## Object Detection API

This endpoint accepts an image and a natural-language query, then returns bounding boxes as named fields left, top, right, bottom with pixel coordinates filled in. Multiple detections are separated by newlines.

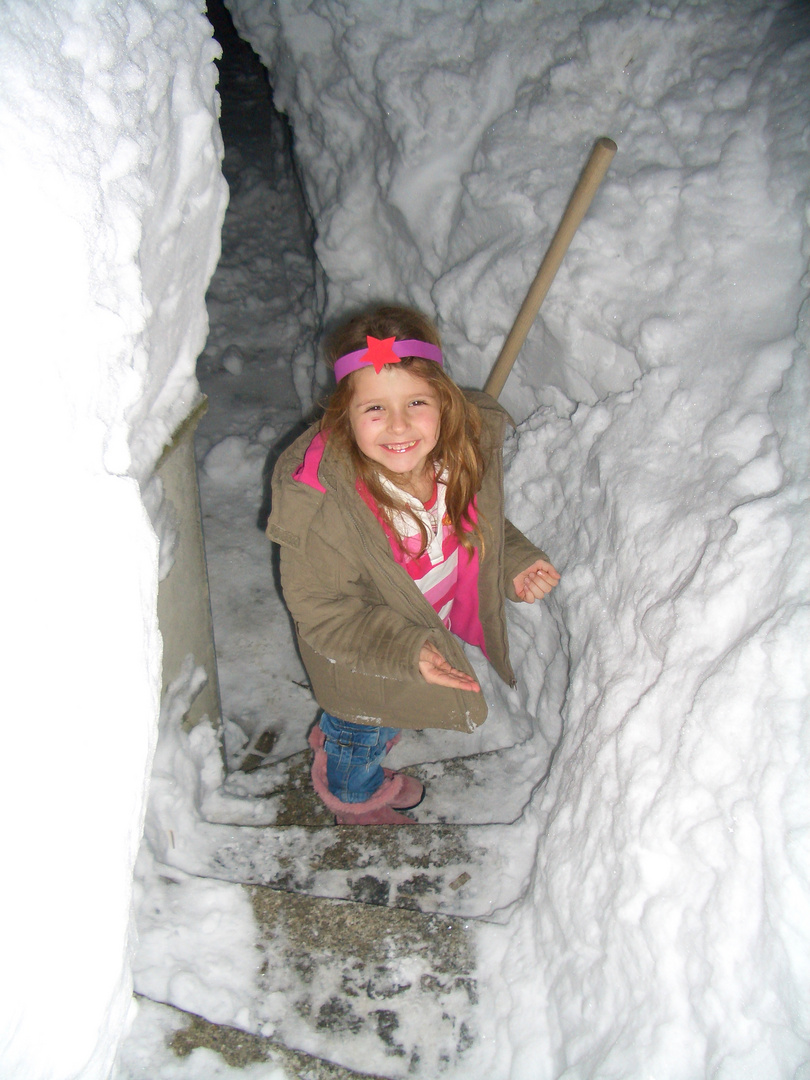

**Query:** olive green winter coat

left=266, top=391, right=547, bottom=731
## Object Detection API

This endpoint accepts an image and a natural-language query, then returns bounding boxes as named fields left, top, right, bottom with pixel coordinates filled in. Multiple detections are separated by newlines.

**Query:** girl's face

left=348, top=364, right=441, bottom=489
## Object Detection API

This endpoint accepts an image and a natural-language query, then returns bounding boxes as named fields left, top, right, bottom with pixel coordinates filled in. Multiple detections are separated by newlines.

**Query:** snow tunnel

left=1, top=1, right=808, bottom=1078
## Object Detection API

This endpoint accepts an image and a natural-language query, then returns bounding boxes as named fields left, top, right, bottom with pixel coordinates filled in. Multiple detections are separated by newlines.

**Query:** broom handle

left=484, top=136, right=617, bottom=400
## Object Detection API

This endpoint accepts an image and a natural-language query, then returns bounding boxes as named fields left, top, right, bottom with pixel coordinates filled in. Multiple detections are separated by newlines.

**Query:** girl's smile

left=348, top=364, right=441, bottom=496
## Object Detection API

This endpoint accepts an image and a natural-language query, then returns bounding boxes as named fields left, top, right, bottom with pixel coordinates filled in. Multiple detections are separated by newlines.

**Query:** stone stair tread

left=215, top=740, right=543, bottom=827
left=214, top=750, right=335, bottom=827
left=249, top=886, right=478, bottom=1075
left=166, top=818, right=532, bottom=919
left=126, top=995, right=396, bottom=1078
left=133, top=883, right=480, bottom=1079
left=221, top=824, right=499, bottom=918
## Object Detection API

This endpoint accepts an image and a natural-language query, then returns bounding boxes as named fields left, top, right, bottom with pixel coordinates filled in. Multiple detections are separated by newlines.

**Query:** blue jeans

left=319, top=713, right=400, bottom=803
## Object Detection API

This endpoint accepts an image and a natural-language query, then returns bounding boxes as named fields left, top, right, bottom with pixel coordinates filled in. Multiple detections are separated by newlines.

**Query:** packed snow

left=0, top=2, right=225, bottom=1079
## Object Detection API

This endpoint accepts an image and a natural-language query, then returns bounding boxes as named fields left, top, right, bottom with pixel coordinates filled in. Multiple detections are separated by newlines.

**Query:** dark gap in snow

left=197, top=0, right=323, bottom=456
left=193, top=0, right=324, bottom=763
left=207, top=0, right=313, bottom=251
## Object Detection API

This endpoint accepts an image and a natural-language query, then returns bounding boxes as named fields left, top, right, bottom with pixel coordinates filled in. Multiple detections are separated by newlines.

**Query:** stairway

left=122, top=734, right=546, bottom=1079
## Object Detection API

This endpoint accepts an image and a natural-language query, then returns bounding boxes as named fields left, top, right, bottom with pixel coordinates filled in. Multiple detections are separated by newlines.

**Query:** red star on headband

left=363, top=335, right=401, bottom=374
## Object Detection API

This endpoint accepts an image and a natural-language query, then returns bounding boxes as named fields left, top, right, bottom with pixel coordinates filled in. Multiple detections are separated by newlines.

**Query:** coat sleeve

left=502, top=518, right=550, bottom=602
left=278, top=524, right=433, bottom=684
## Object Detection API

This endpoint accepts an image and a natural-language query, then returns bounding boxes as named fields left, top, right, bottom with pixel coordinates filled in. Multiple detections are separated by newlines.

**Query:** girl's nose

left=388, top=409, right=408, bottom=433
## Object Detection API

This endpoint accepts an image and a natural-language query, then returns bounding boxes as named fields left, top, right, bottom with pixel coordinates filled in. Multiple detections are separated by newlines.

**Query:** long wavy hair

left=320, top=305, right=485, bottom=555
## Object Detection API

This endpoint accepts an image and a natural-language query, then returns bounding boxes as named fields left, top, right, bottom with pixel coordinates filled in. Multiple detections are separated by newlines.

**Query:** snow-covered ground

left=119, top=0, right=810, bottom=1077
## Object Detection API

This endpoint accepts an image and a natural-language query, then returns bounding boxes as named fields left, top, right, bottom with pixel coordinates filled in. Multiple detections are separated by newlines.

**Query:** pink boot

left=308, top=726, right=424, bottom=825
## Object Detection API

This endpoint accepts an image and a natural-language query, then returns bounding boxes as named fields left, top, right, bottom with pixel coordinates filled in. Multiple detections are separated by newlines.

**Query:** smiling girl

left=267, top=304, right=559, bottom=824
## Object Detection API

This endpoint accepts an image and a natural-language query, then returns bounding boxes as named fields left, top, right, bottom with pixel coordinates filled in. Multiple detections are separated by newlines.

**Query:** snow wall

left=0, top=2, right=226, bottom=1077
left=227, top=1, right=810, bottom=1077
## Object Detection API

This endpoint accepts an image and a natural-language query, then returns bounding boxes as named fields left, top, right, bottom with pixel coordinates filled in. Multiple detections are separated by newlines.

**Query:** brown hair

left=320, top=305, right=485, bottom=555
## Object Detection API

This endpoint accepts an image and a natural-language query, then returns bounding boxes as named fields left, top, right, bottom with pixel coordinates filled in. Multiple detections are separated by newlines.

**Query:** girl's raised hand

left=513, top=559, right=560, bottom=603
left=419, top=642, right=481, bottom=692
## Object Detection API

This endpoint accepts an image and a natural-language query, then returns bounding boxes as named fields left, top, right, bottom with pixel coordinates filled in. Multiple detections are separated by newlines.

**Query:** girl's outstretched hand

left=514, top=559, right=560, bottom=603
left=419, top=642, right=481, bottom=692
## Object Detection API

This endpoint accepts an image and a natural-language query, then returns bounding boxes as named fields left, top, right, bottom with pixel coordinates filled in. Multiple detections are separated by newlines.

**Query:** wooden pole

left=484, top=136, right=617, bottom=400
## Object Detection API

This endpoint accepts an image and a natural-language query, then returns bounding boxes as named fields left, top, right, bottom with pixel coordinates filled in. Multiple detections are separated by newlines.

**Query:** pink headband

left=333, top=336, right=443, bottom=382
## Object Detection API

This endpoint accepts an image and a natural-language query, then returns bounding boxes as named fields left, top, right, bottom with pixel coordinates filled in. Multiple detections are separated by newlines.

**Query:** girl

left=267, top=305, right=559, bottom=824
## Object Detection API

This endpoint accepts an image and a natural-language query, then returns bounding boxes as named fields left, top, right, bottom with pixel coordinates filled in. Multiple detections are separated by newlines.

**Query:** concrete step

left=132, top=881, right=479, bottom=1079
left=214, top=741, right=542, bottom=827
left=161, top=817, right=535, bottom=919
left=124, top=995, right=393, bottom=1078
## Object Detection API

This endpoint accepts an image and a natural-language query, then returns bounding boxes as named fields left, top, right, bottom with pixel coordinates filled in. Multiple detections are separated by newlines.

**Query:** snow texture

left=0, top=2, right=226, bottom=1078
left=0, top=0, right=806, bottom=1074
left=222, top=1, right=810, bottom=1076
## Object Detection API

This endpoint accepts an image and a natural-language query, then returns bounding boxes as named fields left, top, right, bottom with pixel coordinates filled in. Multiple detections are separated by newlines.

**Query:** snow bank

left=227, top=1, right=810, bottom=1076
left=132, top=660, right=265, bottom=1029
left=0, top=1, right=226, bottom=1077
